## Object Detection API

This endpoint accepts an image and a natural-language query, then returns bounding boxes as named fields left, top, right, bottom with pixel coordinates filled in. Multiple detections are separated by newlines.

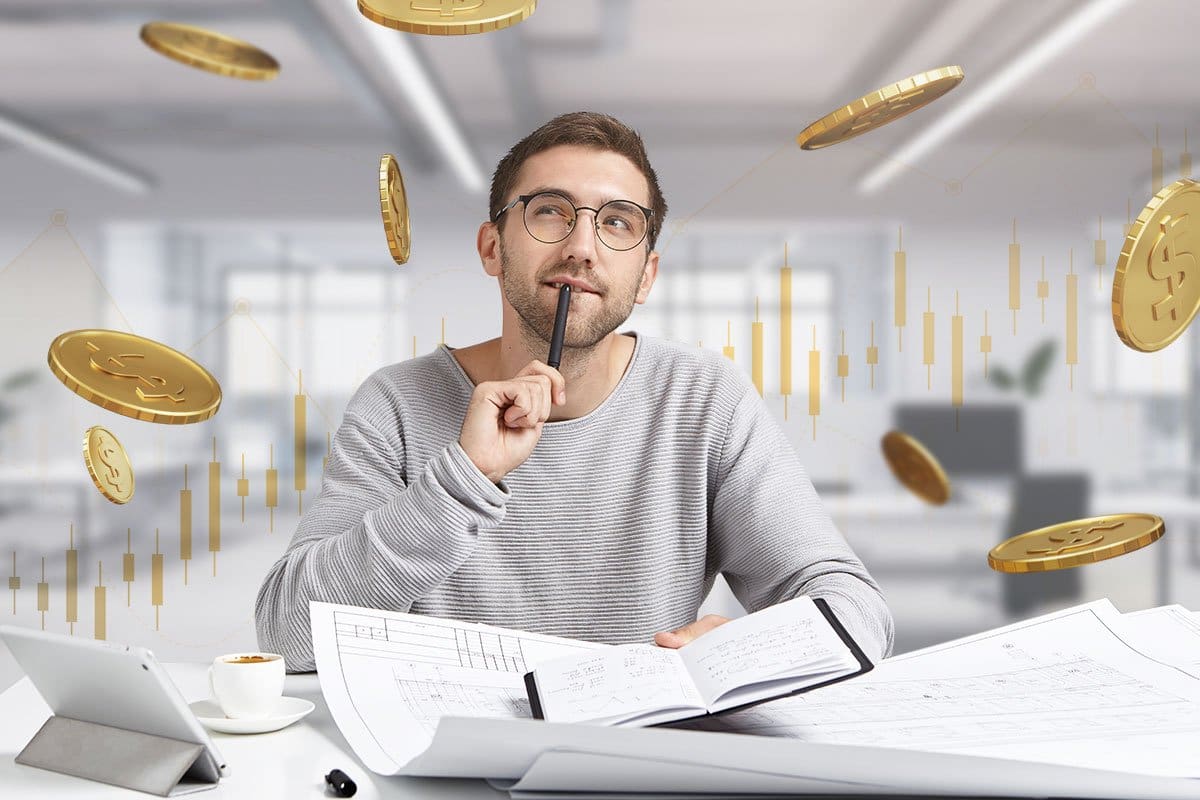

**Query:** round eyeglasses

left=493, top=191, right=654, bottom=252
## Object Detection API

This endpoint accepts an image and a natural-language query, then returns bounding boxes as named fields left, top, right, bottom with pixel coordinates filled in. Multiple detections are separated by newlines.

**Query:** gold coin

left=796, top=66, right=964, bottom=150
left=880, top=430, right=951, bottom=505
left=1112, top=178, right=1200, bottom=352
left=989, top=514, right=1164, bottom=573
left=379, top=154, right=412, bottom=265
left=140, top=21, right=280, bottom=81
left=82, top=426, right=135, bottom=505
left=358, top=0, right=537, bottom=35
left=48, top=330, right=222, bottom=425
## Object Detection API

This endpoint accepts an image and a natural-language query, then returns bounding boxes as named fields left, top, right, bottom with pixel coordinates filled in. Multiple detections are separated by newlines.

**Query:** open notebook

left=524, top=596, right=872, bottom=727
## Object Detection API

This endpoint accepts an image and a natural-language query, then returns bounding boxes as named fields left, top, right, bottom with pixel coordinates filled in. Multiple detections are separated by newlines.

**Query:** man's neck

left=461, top=332, right=634, bottom=421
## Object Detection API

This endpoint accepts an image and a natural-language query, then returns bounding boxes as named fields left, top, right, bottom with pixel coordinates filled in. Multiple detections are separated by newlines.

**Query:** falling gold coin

left=796, top=66, right=964, bottom=150
left=379, top=154, right=411, bottom=265
left=1112, top=178, right=1200, bottom=352
left=82, top=426, right=135, bottom=505
left=48, top=330, right=222, bottom=425
left=358, top=0, right=537, bottom=35
left=139, top=21, right=280, bottom=81
left=880, top=430, right=951, bottom=505
left=989, top=514, right=1164, bottom=573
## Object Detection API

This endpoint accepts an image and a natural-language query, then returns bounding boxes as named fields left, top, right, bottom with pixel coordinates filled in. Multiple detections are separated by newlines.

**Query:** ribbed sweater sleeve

left=254, top=398, right=510, bottom=671
left=708, top=385, right=895, bottom=662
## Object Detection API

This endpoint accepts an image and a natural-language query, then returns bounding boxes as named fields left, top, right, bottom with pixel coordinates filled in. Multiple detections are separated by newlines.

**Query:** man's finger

left=653, top=614, right=731, bottom=649
left=516, top=361, right=567, bottom=404
left=502, top=385, right=536, bottom=427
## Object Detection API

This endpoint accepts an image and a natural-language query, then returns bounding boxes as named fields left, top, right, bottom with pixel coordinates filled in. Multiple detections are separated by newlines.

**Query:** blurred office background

left=1, top=0, right=1198, bottom=690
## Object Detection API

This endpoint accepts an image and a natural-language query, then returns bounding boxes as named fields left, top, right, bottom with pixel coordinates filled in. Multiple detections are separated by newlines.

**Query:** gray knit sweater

left=255, top=331, right=894, bottom=672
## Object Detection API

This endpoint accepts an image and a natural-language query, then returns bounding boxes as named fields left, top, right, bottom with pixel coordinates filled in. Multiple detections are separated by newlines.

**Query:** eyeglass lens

left=523, top=193, right=647, bottom=250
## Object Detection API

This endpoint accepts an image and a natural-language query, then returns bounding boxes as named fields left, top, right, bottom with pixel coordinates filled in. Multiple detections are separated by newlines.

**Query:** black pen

left=325, top=768, right=356, bottom=797
left=547, top=283, right=570, bottom=368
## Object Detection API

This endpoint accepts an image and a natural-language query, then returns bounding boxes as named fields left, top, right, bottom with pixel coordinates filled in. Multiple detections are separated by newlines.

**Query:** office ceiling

left=0, top=0, right=1195, bottom=224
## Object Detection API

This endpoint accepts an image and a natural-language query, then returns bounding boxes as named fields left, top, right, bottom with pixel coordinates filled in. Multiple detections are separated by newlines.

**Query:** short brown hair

left=489, top=111, right=668, bottom=251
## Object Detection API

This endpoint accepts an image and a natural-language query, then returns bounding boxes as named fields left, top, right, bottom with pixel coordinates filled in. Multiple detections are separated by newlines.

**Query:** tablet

left=0, top=625, right=226, bottom=779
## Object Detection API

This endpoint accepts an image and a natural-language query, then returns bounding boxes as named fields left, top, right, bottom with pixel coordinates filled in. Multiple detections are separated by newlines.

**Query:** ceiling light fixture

left=857, top=0, right=1130, bottom=195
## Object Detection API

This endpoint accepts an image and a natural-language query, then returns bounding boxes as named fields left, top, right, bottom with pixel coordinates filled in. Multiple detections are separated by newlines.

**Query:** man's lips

left=543, top=277, right=600, bottom=294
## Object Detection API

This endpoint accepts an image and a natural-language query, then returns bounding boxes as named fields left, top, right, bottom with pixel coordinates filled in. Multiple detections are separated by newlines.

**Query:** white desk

left=825, top=489, right=1200, bottom=609
left=4, top=652, right=1198, bottom=798
left=0, top=662, right=505, bottom=799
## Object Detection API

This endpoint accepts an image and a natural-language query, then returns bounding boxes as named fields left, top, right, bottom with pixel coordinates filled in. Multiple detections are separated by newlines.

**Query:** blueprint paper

left=310, top=598, right=1200, bottom=793
left=503, top=746, right=1200, bottom=799
left=1114, top=604, right=1200, bottom=679
left=697, top=599, right=1200, bottom=777
left=310, top=600, right=600, bottom=774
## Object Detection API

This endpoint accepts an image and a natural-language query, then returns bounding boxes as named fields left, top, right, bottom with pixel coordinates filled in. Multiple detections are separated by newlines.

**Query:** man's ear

left=634, top=250, right=660, bottom=304
left=477, top=221, right=502, bottom=277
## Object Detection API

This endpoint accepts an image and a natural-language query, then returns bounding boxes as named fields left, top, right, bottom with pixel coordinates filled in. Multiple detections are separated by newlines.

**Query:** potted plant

left=987, top=340, right=1056, bottom=397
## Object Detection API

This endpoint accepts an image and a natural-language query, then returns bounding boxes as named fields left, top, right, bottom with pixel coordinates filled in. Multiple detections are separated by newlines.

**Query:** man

left=255, top=111, right=893, bottom=671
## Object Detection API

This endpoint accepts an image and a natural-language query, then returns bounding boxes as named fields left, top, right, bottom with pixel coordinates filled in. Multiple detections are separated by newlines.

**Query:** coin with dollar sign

left=379, top=154, right=411, bottom=265
left=989, top=514, right=1164, bottom=573
left=358, top=0, right=537, bottom=34
left=48, top=330, right=222, bottom=424
left=82, top=425, right=135, bottom=504
left=1113, top=178, right=1200, bottom=352
left=140, top=22, right=280, bottom=81
left=796, top=66, right=964, bottom=150
left=881, top=430, right=951, bottom=505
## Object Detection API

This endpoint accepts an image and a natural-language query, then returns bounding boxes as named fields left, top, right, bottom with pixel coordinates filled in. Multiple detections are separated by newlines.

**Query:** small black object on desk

left=325, top=768, right=357, bottom=797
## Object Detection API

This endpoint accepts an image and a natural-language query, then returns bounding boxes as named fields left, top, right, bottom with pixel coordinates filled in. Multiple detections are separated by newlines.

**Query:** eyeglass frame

left=492, top=191, right=655, bottom=252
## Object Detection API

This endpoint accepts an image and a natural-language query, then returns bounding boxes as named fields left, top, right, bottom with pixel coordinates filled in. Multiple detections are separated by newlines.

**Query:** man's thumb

left=654, top=620, right=701, bottom=647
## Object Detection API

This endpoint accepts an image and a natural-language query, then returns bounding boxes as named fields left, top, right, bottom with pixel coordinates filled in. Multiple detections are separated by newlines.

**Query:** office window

left=225, top=269, right=397, bottom=398
left=644, top=265, right=833, bottom=397
left=1090, top=297, right=1189, bottom=395
left=635, top=233, right=842, bottom=397
left=1090, top=288, right=1191, bottom=475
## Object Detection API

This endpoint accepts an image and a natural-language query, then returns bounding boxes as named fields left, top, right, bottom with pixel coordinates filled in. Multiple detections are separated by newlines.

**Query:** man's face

left=488, top=144, right=659, bottom=350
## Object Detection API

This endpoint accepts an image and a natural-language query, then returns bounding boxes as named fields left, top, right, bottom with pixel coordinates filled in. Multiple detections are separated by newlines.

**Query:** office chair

left=1000, top=472, right=1088, bottom=617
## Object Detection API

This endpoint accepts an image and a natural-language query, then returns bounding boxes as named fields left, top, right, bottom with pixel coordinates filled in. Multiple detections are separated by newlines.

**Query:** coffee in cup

left=208, top=652, right=285, bottom=719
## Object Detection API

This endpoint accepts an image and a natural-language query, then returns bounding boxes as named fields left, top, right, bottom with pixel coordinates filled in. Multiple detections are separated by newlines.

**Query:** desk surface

left=822, top=489, right=1200, bottom=519
left=0, top=662, right=505, bottom=799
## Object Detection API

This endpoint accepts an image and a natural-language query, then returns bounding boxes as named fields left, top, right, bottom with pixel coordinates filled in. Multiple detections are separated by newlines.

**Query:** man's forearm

left=254, top=444, right=509, bottom=670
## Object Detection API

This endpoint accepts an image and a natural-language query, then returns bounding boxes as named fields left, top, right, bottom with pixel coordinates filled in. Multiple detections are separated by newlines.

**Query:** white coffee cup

left=208, top=652, right=286, bottom=719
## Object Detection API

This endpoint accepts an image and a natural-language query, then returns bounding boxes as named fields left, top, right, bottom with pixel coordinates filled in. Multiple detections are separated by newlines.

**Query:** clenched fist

left=458, top=360, right=566, bottom=484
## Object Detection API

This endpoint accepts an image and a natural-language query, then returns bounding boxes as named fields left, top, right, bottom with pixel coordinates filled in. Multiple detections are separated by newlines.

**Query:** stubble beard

left=499, top=238, right=644, bottom=362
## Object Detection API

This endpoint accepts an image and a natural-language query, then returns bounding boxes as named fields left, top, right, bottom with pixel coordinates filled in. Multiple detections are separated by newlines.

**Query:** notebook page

left=533, top=644, right=706, bottom=725
left=678, top=595, right=857, bottom=707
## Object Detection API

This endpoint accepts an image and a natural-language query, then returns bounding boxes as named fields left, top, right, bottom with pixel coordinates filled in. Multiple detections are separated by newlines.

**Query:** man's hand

left=653, top=614, right=732, bottom=648
left=458, top=360, right=566, bottom=484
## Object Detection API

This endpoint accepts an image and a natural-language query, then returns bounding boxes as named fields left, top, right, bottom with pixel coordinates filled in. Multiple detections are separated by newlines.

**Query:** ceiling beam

left=858, top=0, right=1133, bottom=194
left=270, top=0, right=438, bottom=171
left=0, top=105, right=153, bottom=193
left=318, top=0, right=486, bottom=191
left=489, top=26, right=544, bottom=134
left=819, top=0, right=953, bottom=114
left=0, top=2, right=260, bottom=23
left=521, top=0, right=631, bottom=55
left=1, top=0, right=440, bottom=172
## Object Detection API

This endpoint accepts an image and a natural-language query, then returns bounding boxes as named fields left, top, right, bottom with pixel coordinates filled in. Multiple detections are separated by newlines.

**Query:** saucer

left=189, top=696, right=315, bottom=734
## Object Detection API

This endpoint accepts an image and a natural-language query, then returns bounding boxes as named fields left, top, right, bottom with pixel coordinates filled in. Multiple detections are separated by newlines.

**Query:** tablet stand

left=16, top=715, right=220, bottom=796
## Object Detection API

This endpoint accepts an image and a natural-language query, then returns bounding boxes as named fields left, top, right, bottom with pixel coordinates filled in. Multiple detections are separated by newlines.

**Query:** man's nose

left=560, top=210, right=599, bottom=265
